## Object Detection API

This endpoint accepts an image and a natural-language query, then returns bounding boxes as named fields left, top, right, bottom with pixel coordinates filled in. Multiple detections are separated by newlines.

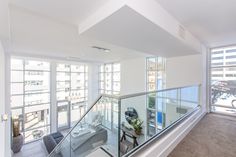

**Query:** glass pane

left=11, top=108, right=23, bottom=117
left=113, top=72, right=120, bottom=82
left=105, top=73, right=112, bottom=90
left=25, top=71, right=50, bottom=93
left=71, top=65, right=85, bottom=72
left=25, top=60, right=50, bottom=71
left=147, top=58, right=156, bottom=70
left=57, top=91, right=70, bottom=101
left=57, top=64, right=70, bottom=72
left=51, top=96, right=119, bottom=157
left=211, top=80, right=236, bottom=107
left=148, top=71, right=156, bottom=83
left=25, top=93, right=50, bottom=106
left=120, top=86, right=199, bottom=156
left=71, top=73, right=85, bottom=90
left=71, top=102, right=86, bottom=126
left=105, top=64, right=112, bottom=72
left=99, top=73, right=104, bottom=81
left=24, top=127, right=50, bottom=143
left=11, top=59, right=23, bottom=70
left=11, top=83, right=23, bottom=95
left=113, top=82, right=120, bottom=92
left=157, top=57, right=165, bottom=70
left=100, top=65, right=104, bottom=72
left=211, top=66, right=236, bottom=108
left=57, top=101, right=69, bottom=128
left=11, top=109, right=23, bottom=131
left=57, top=72, right=70, bottom=81
left=99, top=89, right=104, bottom=94
left=181, top=86, right=198, bottom=103
left=147, top=57, right=166, bottom=92
left=70, top=90, right=85, bottom=100
left=100, top=81, right=104, bottom=89
left=24, top=108, right=50, bottom=130
left=113, top=63, right=120, bottom=72
left=11, top=95, right=23, bottom=108
left=211, top=106, right=236, bottom=114
left=210, top=47, right=236, bottom=114
left=85, top=81, right=88, bottom=88
left=11, top=71, right=23, bottom=82
left=148, top=83, right=156, bottom=91
left=57, top=81, right=70, bottom=91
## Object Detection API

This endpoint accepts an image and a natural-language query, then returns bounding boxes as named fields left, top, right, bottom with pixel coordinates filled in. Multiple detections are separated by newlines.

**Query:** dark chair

left=43, top=132, right=64, bottom=154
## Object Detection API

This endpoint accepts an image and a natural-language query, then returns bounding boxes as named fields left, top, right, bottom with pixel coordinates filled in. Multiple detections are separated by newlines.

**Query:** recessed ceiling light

left=104, top=49, right=111, bottom=53
left=92, top=46, right=111, bottom=52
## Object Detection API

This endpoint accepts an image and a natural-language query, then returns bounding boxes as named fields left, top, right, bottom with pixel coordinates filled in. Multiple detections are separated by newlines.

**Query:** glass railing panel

left=119, top=94, right=148, bottom=156
left=49, top=96, right=119, bottom=157
left=179, top=86, right=199, bottom=117
left=49, top=85, right=200, bottom=157
left=119, top=85, right=200, bottom=156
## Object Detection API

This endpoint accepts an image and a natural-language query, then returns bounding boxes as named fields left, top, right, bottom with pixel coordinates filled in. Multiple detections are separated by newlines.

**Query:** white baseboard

left=134, top=109, right=206, bottom=157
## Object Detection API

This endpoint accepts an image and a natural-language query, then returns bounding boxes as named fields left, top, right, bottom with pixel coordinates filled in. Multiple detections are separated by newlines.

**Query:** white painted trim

left=4, top=49, right=11, bottom=157
left=134, top=109, right=206, bottom=157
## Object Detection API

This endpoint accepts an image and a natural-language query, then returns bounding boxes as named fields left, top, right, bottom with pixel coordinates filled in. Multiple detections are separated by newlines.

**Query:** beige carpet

left=168, top=113, right=236, bottom=157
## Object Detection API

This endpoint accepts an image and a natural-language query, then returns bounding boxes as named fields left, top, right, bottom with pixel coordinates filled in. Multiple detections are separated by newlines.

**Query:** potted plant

left=11, top=116, right=23, bottom=153
left=148, top=95, right=155, bottom=109
left=131, top=118, right=143, bottom=135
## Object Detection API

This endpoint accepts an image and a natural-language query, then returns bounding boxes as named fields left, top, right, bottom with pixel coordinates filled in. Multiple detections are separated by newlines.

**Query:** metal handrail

left=101, top=84, right=201, bottom=100
left=119, top=84, right=201, bottom=100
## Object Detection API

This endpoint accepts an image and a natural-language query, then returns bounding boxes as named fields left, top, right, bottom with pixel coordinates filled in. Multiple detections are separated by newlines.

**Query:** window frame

left=10, top=57, right=51, bottom=143
left=210, top=46, right=236, bottom=114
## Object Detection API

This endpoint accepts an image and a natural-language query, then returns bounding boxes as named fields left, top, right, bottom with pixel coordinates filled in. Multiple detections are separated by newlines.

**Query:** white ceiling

left=81, top=6, right=198, bottom=58
left=10, top=0, right=236, bottom=48
left=8, top=5, right=148, bottom=63
left=156, top=0, right=236, bottom=48
left=10, top=0, right=110, bottom=25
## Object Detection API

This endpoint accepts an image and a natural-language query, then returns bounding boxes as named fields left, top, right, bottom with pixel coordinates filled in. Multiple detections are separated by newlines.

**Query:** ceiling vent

left=91, top=46, right=111, bottom=53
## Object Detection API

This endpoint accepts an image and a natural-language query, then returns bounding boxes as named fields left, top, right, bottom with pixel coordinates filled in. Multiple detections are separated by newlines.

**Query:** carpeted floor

left=168, top=113, right=236, bottom=157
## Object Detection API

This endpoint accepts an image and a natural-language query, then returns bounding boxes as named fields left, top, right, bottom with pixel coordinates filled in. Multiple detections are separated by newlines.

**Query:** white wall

left=9, top=5, right=80, bottom=56
left=0, top=41, right=6, bottom=157
left=88, top=63, right=100, bottom=106
left=0, top=0, right=10, bottom=40
left=120, top=54, right=203, bottom=94
left=120, top=57, right=146, bottom=95
left=166, top=54, right=203, bottom=88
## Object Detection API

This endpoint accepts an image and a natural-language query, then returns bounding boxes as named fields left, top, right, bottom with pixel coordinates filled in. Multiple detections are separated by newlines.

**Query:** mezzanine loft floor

left=169, top=113, right=236, bottom=157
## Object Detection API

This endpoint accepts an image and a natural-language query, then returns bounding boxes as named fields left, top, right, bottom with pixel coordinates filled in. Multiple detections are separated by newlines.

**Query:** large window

left=210, top=47, right=236, bottom=114
left=99, top=63, right=120, bottom=95
left=98, top=63, right=120, bottom=129
left=10, top=57, right=89, bottom=143
left=146, top=57, right=166, bottom=136
left=11, top=58, right=50, bottom=143
left=56, top=63, right=88, bottom=129
left=146, top=57, right=166, bottom=91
